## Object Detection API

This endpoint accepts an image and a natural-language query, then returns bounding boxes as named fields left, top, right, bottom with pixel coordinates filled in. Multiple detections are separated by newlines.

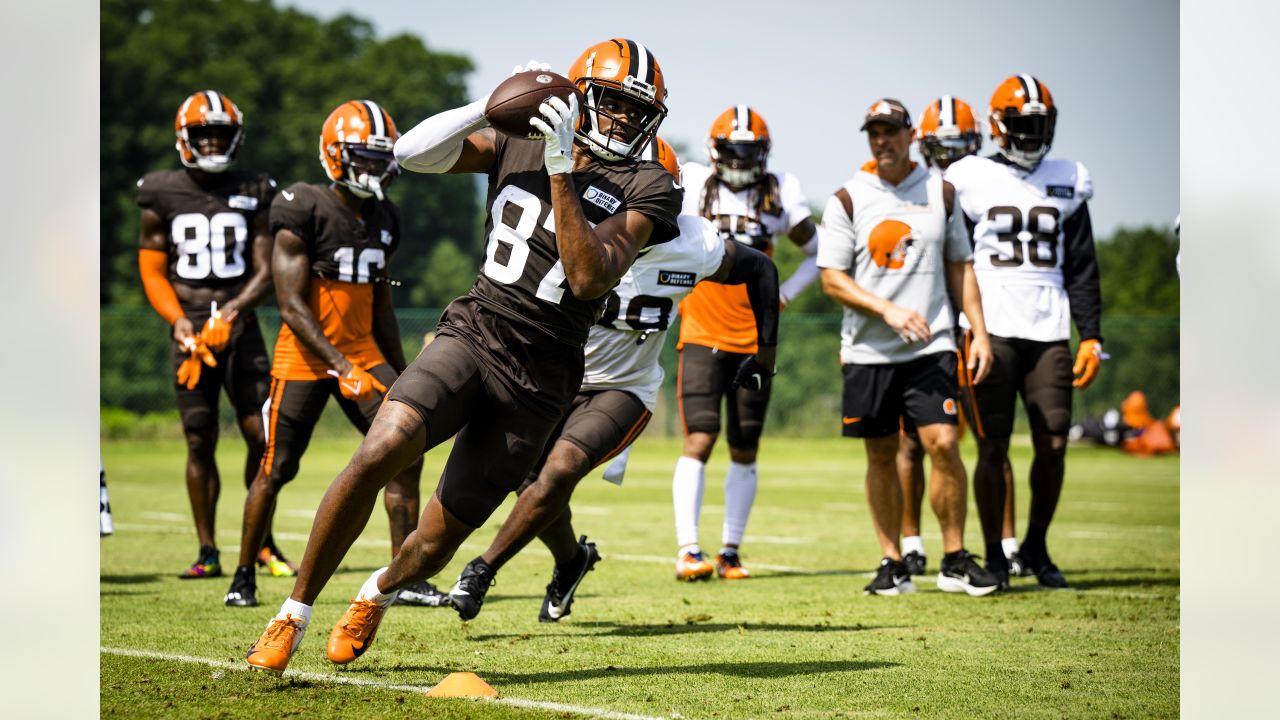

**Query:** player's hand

left=329, top=365, right=388, bottom=402
left=967, top=332, right=994, bottom=385
left=529, top=94, right=578, bottom=176
left=172, top=317, right=196, bottom=346
left=732, top=354, right=775, bottom=392
left=202, top=303, right=237, bottom=352
left=883, top=304, right=932, bottom=344
left=511, top=59, right=551, bottom=76
left=1073, top=339, right=1104, bottom=390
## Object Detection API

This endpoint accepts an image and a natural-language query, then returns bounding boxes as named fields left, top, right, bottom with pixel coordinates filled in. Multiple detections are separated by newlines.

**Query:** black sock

left=985, top=542, right=1009, bottom=572
left=1022, top=525, right=1048, bottom=557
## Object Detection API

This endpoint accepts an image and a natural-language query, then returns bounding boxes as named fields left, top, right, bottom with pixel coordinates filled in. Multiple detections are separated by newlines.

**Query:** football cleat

left=1007, top=551, right=1035, bottom=578
left=179, top=545, right=222, bottom=579
left=864, top=558, right=916, bottom=596
left=675, top=549, right=715, bottom=581
left=257, top=543, right=298, bottom=578
left=224, top=565, right=259, bottom=607
left=902, top=550, right=927, bottom=577
left=245, top=614, right=307, bottom=675
left=1019, top=543, right=1070, bottom=589
left=396, top=580, right=451, bottom=607
left=937, top=550, right=1001, bottom=597
left=448, top=558, right=497, bottom=621
left=715, top=549, right=751, bottom=580
left=540, top=536, right=602, bottom=623
left=327, top=598, right=390, bottom=665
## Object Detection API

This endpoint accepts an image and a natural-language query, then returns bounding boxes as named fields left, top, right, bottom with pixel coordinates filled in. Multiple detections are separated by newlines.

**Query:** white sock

left=902, top=535, right=925, bottom=556
left=678, top=543, right=703, bottom=558
left=672, top=456, right=707, bottom=548
left=1002, top=537, right=1020, bottom=558
left=277, top=598, right=312, bottom=625
left=358, top=567, right=399, bottom=606
left=721, top=461, right=758, bottom=547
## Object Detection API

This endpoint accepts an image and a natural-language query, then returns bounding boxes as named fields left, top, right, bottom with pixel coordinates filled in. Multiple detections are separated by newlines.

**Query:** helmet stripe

left=634, top=41, right=652, bottom=84
left=1018, top=74, right=1039, bottom=104
left=941, top=95, right=955, bottom=127
left=204, top=90, right=223, bottom=115
left=362, top=100, right=385, bottom=137
left=624, top=39, right=639, bottom=81
left=736, top=104, right=749, bottom=131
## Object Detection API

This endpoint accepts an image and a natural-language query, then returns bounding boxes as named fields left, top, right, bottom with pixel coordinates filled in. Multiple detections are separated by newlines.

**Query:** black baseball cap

left=860, top=98, right=912, bottom=131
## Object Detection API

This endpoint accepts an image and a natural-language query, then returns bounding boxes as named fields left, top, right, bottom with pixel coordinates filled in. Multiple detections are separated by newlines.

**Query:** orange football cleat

left=716, top=550, right=751, bottom=580
left=327, top=598, right=389, bottom=665
left=245, top=614, right=307, bottom=675
left=675, top=549, right=715, bottom=581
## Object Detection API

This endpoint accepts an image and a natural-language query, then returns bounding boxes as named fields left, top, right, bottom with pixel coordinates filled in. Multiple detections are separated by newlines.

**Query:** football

left=484, top=70, right=583, bottom=138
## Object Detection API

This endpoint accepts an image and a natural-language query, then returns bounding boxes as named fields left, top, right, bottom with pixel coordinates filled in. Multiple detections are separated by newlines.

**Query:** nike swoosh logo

left=672, top=181, right=683, bottom=190
left=842, top=417, right=861, bottom=425
left=751, top=373, right=762, bottom=387
left=282, top=190, right=295, bottom=201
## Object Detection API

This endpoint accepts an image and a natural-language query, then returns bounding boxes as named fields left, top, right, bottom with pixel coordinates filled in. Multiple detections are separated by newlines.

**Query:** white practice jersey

left=680, top=162, right=810, bottom=249
left=946, top=155, right=1094, bottom=342
left=818, top=163, right=972, bottom=364
left=581, top=215, right=727, bottom=409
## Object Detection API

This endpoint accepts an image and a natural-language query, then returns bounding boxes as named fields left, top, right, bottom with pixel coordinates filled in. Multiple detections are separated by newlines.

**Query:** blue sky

left=284, top=0, right=1178, bottom=237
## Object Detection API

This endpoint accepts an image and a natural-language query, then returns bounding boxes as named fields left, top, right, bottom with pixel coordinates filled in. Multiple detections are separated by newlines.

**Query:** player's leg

left=100, top=458, right=114, bottom=537
left=720, top=353, right=770, bottom=579
left=1019, top=341, right=1074, bottom=588
left=672, top=344, right=722, bottom=580
left=1001, top=461, right=1027, bottom=575
left=174, top=342, right=225, bottom=578
left=227, top=377, right=329, bottom=606
left=897, top=424, right=928, bottom=575
left=963, top=334, right=1019, bottom=583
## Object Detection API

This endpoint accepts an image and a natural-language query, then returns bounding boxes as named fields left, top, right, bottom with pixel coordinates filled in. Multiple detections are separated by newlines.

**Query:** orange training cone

left=425, top=672, right=498, bottom=698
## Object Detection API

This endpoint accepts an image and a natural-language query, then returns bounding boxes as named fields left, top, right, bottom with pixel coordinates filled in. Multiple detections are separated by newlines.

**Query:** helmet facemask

left=710, top=140, right=770, bottom=189
left=994, top=106, right=1056, bottom=169
left=179, top=123, right=242, bottom=173
left=920, top=129, right=981, bottom=169
left=578, top=80, right=666, bottom=162
left=338, top=142, right=397, bottom=200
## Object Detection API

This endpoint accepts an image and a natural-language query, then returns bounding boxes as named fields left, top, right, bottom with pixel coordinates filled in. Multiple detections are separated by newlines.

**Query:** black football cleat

left=937, top=550, right=1001, bottom=597
left=540, top=536, right=601, bottom=623
left=448, top=558, right=496, bottom=621
left=902, top=550, right=927, bottom=576
left=864, top=558, right=916, bottom=596
left=224, top=565, right=259, bottom=607
left=396, top=580, right=451, bottom=607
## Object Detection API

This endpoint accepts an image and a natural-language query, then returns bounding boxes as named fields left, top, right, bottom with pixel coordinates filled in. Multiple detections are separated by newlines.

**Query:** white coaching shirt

left=818, top=163, right=972, bottom=365
left=680, top=162, right=811, bottom=247
left=581, top=215, right=727, bottom=409
left=945, top=155, right=1093, bottom=342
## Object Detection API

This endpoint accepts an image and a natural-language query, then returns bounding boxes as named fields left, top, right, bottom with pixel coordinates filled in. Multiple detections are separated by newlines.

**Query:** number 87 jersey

left=945, top=154, right=1096, bottom=343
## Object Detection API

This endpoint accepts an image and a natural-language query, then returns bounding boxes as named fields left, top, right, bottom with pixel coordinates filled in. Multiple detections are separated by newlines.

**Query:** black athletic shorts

left=386, top=296, right=585, bottom=528
left=170, top=311, right=271, bottom=431
left=841, top=351, right=959, bottom=439
left=260, top=363, right=399, bottom=486
left=677, top=343, right=770, bottom=448
left=958, top=334, right=1073, bottom=439
left=517, top=389, right=652, bottom=493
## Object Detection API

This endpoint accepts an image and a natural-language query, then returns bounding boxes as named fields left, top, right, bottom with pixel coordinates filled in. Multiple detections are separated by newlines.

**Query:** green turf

left=101, top=435, right=1178, bottom=719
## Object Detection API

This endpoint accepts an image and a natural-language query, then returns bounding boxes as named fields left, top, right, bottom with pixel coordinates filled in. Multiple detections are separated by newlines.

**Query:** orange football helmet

left=319, top=100, right=399, bottom=200
left=988, top=74, right=1057, bottom=169
left=174, top=90, right=244, bottom=173
left=707, top=105, right=771, bottom=189
left=642, top=136, right=680, bottom=179
left=917, top=96, right=982, bottom=170
left=867, top=219, right=915, bottom=269
left=568, top=38, right=668, bottom=162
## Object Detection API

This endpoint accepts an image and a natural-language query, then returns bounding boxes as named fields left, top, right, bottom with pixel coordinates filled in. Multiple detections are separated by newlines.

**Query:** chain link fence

left=101, top=306, right=1178, bottom=439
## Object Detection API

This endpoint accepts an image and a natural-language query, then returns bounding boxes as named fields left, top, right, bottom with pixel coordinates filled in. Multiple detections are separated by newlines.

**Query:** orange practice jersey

left=271, top=278, right=386, bottom=380
left=678, top=245, right=773, bottom=354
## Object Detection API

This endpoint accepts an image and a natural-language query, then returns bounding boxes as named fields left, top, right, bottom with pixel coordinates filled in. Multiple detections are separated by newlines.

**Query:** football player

left=244, top=40, right=682, bottom=674
left=136, top=90, right=286, bottom=579
left=818, top=98, right=997, bottom=597
left=443, top=138, right=779, bottom=623
left=223, top=100, right=424, bottom=608
left=100, top=458, right=113, bottom=538
left=670, top=105, right=820, bottom=581
left=946, top=75, right=1103, bottom=589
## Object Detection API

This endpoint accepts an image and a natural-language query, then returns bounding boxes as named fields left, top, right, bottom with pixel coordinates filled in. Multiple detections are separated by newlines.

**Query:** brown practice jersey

left=470, top=133, right=683, bottom=346
left=135, top=169, right=277, bottom=306
left=268, top=182, right=401, bottom=380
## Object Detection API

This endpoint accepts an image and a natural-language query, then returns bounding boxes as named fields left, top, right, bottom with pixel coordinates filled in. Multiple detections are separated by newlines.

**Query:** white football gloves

left=529, top=94, right=578, bottom=176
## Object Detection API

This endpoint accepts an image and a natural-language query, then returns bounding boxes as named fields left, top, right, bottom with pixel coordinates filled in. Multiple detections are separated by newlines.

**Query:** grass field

left=101, top=434, right=1178, bottom=719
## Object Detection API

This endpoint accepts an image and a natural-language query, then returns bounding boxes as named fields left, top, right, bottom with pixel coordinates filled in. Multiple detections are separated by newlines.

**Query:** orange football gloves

left=1072, top=339, right=1103, bottom=390
left=329, top=365, right=387, bottom=402
left=175, top=336, right=218, bottom=390
left=202, top=302, right=237, bottom=351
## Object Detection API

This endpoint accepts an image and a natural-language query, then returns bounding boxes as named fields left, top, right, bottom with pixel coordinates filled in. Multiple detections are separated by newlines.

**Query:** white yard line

left=101, top=646, right=668, bottom=720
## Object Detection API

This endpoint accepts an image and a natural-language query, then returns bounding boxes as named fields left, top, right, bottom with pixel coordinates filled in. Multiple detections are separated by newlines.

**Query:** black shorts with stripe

left=958, top=334, right=1073, bottom=439
left=517, top=390, right=651, bottom=492
left=260, top=363, right=399, bottom=487
left=841, top=352, right=960, bottom=439
left=677, top=343, right=771, bottom=449
left=170, top=312, right=270, bottom=431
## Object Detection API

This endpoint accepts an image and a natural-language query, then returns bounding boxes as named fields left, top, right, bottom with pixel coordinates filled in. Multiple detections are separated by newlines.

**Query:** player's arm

left=394, top=99, right=498, bottom=175
left=943, top=180, right=992, bottom=383
left=707, top=241, right=779, bottom=373
left=371, top=282, right=407, bottom=374
left=222, top=211, right=275, bottom=318
left=779, top=217, right=821, bottom=307
left=1063, top=201, right=1104, bottom=388
left=137, top=207, right=194, bottom=345
left=272, top=228, right=352, bottom=374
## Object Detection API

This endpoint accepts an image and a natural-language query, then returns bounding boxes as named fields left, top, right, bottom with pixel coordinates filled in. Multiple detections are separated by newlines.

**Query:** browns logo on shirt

left=268, top=182, right=400, bottom=380
left=135, top=169, right=276, bottom=299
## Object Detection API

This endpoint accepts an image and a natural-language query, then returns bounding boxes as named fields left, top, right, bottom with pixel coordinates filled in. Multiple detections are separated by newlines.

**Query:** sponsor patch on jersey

left=657, top=270, right=696, bottom=287
left=583, top=186, right=621, bottom=214
left=380, top=229, right=393, bottom=246
left=1045, top=185, right=1075, bottom=199
left=228, top=194, right=259, bottom=210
